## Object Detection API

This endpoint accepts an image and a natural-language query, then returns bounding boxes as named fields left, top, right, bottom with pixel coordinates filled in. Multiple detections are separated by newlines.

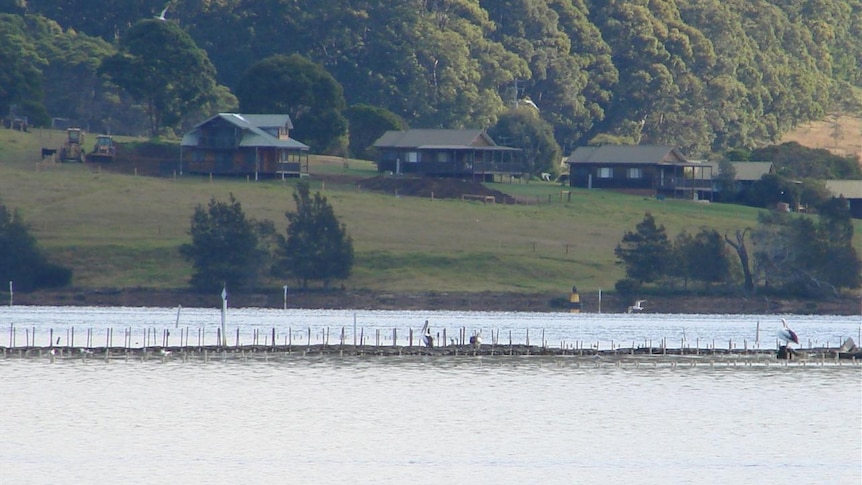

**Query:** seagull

left=627, top=300, right=646, bottom=313
left=777, top=318, right=799, bottom=345
left=155, top=6, right=168, bottom=21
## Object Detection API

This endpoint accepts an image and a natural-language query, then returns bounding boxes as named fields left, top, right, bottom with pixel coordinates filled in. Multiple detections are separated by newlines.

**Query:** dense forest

left=2, top=0, right=861, bottom=158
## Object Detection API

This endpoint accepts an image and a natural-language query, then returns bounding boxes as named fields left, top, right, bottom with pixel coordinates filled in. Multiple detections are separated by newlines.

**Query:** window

left=598, top=167, right=613, bottom=178
left=627, top=168, right=642, bottom=179
left=406, top=151, right=418, bottom=163
left=436, top=151, right=450, bottom=163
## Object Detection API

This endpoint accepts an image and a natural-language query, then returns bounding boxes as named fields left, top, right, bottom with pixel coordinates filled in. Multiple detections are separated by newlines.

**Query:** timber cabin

left=565, top=144, right=714, bottom=200
left=372, top=129, right=524, bottom=181
left=181, top=113, right=310, bottom=179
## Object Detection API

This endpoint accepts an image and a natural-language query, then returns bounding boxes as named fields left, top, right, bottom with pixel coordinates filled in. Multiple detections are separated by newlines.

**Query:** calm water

left=2, top=306, right=861, bottom=350
left=1, top=308, right=860, bottom=484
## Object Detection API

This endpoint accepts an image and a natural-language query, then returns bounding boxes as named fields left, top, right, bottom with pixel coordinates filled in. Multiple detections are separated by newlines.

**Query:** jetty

left=4, top=323, right=861, bottom=364
left=3, top=342, right=861, bottom=366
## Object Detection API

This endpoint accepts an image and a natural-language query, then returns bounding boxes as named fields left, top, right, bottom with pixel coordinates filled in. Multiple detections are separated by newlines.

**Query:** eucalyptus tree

left=344, top=104, right=407, bottom=160
left=752, top=208, right=861, bottom=295
left=25, top=0, right=155, bottom=41
left=488, top=106, right=561, bottom=175
left=481, top=0, right=617, bottom=149
left=236, top=54, right=348, bottom=154
left=0, top=14, right=49, bottom=126
left=99, top=19, right=217, bottom=137
left=673, top=228, right=732, bottom=288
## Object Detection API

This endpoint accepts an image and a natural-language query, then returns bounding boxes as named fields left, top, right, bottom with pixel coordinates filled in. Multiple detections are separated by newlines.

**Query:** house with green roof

left=372, top=129, right=524, bottom=181
left=181, top=113, right=309, bottom=179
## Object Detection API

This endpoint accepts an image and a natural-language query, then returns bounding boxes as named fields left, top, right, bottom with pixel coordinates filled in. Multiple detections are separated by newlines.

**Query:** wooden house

left=181, top=113, right=309, bottom=178
left=372, top=129, right=524, bottom=181
left=565, top=145, right=714, bottom=200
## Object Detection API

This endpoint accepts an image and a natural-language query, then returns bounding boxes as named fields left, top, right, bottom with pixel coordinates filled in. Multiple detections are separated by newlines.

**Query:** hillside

left=781, top=114, right=862, bottom=165
left=5, top=0, right=862, bottom=159
left=1, top=128, right=861, bottom=314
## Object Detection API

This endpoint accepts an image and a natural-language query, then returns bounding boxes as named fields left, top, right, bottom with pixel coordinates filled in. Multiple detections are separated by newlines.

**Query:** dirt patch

left=781, top=114, right=862, bottom=165
left=357, top=175, right=517, bottom=203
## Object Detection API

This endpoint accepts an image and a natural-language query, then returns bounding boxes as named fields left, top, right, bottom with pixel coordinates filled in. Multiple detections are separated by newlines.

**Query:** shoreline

left=9, top=288, right=862, bottom=315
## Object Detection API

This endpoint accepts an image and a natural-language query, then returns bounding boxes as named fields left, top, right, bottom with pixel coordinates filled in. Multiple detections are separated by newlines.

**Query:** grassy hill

left=1, top=128, right=859, bottom=297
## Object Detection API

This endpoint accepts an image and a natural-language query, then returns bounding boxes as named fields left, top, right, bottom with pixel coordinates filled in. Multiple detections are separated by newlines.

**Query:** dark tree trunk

left=725, top=229, right=754, bottom=293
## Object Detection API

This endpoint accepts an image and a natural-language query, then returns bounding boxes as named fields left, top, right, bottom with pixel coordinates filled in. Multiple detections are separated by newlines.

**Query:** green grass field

left=1, top=128, right=859, bottom=294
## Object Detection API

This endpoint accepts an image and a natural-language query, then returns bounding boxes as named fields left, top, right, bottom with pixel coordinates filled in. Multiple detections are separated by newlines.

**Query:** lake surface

left=1, top=307, right=860, bottom=484
left=2, top=306, right=861, bottom=350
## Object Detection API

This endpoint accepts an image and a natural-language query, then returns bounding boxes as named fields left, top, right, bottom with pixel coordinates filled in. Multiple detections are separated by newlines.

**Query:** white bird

left=777, top=318, right=799, bottom=345
left=155, top=6, right=168, bottom=21
left=421, top=320, right=433, bottom=348
left=627, top=300, right=646, bottom=313
left=520, top=98, right=539, bottom=111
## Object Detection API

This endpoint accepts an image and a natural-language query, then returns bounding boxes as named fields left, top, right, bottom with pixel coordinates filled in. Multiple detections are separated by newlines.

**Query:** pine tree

left=274, top=182, right=354, bottom=289
left=614, top=212, right=672, bottom=284
left=179, top=194, right=271, bottom=293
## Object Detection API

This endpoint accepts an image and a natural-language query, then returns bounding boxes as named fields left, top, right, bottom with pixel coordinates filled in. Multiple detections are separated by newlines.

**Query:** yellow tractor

left=59, top=128, right=85, bottom=163
left=86, top=134, right=116, bottom=163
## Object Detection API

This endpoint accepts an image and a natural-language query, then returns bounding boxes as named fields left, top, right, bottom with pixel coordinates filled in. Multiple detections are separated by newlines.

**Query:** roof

left=181, top=113, right=308, bottom=150
left=825, top=180, right=862, bottom=199
left=238, top=114, right=294, bottom=130
left=373, top=129, right=497, bottom=149
left=730, top=161, right=773, bottom=181
left=703, top=161, right=774, bottom=181
left=565, top=145, right=688, bottom=165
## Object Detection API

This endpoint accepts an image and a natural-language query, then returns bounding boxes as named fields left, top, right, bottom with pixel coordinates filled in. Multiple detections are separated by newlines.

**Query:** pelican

left=776, top=318, right=798, bottom=360
left=777, top=318, right=799, bottom=345
left=155, top=6, right=168, bottom=20
left=627, top=300, right=646, bottom=313
left=422, top=320, right=433, bottom=348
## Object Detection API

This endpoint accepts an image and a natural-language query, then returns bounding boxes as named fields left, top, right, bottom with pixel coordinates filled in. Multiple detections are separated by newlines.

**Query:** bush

left=614, top=278, right=642, bottom=298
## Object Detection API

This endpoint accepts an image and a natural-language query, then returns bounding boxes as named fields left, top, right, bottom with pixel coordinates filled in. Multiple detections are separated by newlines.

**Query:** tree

left=236, top=54, right=348, bottom=154
left=673, top=228, right=731, bottom=288
left=614, top=212, right=672, bottom=284
left=488, top=107, right=561, bottom=176
left=274, top=181, right=353, bottom=289
left=0, top=14, right=49, bottom=126
left=344, top=104, right=407, bottom=160
left=714, top=159, right=737, bottom=202
left=0, top=197, right=71, bottom=291
left=99, top=19, right=217, bottom=137
left=751, top=208, right=861, bottom=295
left=179, top=194, right=274, bottom=293
left=724, top=229, right=754, bottom=293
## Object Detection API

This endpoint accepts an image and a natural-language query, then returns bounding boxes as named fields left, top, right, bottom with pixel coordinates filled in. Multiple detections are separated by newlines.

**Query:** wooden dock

left=3, top=343, right=860, bottom=365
